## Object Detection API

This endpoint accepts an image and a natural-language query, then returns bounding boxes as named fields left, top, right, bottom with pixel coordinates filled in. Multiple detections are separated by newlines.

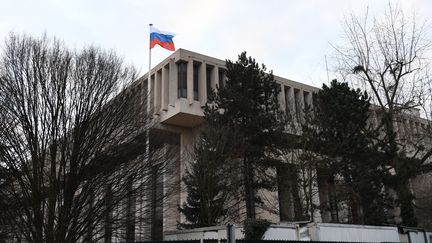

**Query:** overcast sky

left=1, top=0, right=431, bottom=88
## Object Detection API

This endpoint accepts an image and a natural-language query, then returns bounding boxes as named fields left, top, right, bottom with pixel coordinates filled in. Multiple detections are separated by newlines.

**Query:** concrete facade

left=129, top=48, right=432, bottom=240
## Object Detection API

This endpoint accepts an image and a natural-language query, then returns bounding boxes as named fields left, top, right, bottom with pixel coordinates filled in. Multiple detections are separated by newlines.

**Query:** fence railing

left=126, top=240, right=394, bottom=243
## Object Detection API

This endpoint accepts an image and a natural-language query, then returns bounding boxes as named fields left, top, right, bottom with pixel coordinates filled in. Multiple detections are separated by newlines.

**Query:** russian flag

left=150, top=26, right=175, bottom=51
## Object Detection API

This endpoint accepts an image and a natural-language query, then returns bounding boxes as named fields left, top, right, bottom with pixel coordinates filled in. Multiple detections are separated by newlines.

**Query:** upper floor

left=130, top=48, right=431, bottom=155
left=140, top=48, right=319, bottom=128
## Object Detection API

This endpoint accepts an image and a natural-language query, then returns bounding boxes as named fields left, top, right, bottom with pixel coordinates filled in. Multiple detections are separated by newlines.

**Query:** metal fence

left=126, top=240, right=394, bottom=243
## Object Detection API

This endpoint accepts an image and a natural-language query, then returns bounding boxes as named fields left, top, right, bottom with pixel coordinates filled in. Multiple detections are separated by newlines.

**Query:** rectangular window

left=177, top=61, right=187, bottom=98
left=104, top=184, right=112, bottom=243
left=218, top=68, right=225, bottom=88
left=206, top=65, right=213, bottom=96
left=285, top=86, right=292, bottom=114
left=125, top=178, right=135, bottom=242
left=294, top=88, right=300, bottom=115
left=193, top=62, right=200, bottom=101
left=303, top=91, right=311, bottom=109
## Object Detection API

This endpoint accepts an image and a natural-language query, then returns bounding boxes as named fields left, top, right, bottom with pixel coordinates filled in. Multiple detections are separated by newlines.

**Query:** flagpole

left=148, top=23, right=153, bottom=115
left=146, top=23, right=152, bottom=174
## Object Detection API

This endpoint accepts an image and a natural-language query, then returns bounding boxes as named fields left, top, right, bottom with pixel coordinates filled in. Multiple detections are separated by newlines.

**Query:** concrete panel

left=263, top=226, right=297, bottom=240
left=309, top=223, right=400, bottom=242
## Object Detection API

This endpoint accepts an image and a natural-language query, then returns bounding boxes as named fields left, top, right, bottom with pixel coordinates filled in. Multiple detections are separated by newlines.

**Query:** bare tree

left=0, top=33, right=176, bottom=243
left=275, top=97, right=321, bottom=222
left=333, top=4, right=432, bottom=225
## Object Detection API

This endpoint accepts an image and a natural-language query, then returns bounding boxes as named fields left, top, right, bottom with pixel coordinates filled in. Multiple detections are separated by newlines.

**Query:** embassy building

left=115, top=49, right=432, bottom=241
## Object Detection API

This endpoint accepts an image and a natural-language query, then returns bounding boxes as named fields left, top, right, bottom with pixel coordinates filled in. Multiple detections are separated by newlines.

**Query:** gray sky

left=1, top=0, right=431, bottom=88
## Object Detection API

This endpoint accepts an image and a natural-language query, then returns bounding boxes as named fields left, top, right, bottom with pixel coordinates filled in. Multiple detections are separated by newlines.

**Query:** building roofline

left=138, top=48, right=319, bottom=92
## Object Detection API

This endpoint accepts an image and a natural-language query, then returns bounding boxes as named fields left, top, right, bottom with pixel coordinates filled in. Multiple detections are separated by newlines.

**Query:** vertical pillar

left=169, top=59, right=177, bottom=106
left=399, top=119, right=406, bottom=138
left=406, top=119, right=412, bottom=140
left=393, top=120, right=400, bottom=138
left=286, top=87, right=295, bottom=116
left=211, top=65, right=218, bottom=91
left=277, top=164, right=295, bottom=220
left=187, top=60, right=193, bottom=105
left=278, top=84, right=286, bottom=113
left=199, top=62, right=207, bottom=106
left=161, top=65, right=169, bottom=111
left=317, top=168, right=332, bottom=223
left=305, top=91, right=313, bottom=108
left=311, top=168, right=323, bottom=223
left=161, top=142, right=181, bottom=232
left=371, top=110, right=378, bottom=129
left=222, top=69, right=227, bottom=85
left=296, top=89, right=305, bottom=124
left=227, top=224, right=236, bottom=243
left=179, top=130, right=194, bottom=224
left=414, top=122, right=420, bottom=139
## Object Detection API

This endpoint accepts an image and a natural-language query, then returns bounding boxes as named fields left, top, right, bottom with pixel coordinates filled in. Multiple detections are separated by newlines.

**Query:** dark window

left=294, top=88, right=300, bottom=115
left=206, top=65, right=213, bottom=96
left=193, top=62, right=200, bottom=101
left=303, top=91, right=310, bottom=108
left=104, top=184, right=112, bottom=243
left=284, top=86, right=291, bottom=114
left=177, top=61, right=187, bottom=98
left=218, top=68, right=225, bottom=88
left=125, top=178, right=135, bottom=242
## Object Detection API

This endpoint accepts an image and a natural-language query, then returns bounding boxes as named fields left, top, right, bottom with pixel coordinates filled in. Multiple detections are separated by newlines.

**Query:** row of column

left=278, top=85, right=313, bottom=115
left=278, top=84, right=313, bottom=134
left=148, top=59, right=225, bottom=115
left=370, top=110, right=429, bottom=144
left=149, top=60, right=174, bottom=115
left=147, top=58, right=316, bottom=120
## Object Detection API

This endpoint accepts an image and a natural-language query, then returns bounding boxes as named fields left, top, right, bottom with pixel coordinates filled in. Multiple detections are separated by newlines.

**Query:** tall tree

left=0, top=33, right=171, bottom=242
left=303, top=80, right=388, bottom=224
left=206, top=52, right=285, bottom=219
left=179, top=92, right=248, bottom=228
left=333, top=4, right=432, bottom=226
left=178, top=122, right=233, bottom=228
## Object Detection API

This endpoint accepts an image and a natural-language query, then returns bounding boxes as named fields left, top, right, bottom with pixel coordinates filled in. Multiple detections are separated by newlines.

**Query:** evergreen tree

left=178, top=120, right=234, bottom=228
left=303, top=80, right=388, bottom=224
left=206, top=52, right=285, bottom=219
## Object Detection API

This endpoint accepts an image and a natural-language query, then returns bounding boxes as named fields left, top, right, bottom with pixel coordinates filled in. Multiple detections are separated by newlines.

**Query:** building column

left=168, top=59, right=177, bottom=106
left=187, top=60, right=193, bottom=105
left=370, top=110, right=378, bottom=129
left=161, top=65, right=169, bottom=111
left=286, top=87, right=295, bottom=116
left=278, top=84, right=286, bottom=113
left=304, top=91, right=312, bottom=108
left=179, top=130, right=194, bottom=224
left=311, top=168, right=323, bottom=223
left=211, top=65, right=218, bottom=91
left=199, top=62, right=207, bottom=106
left=296, top=89, right=305, bottom=124
left=393, top=120, right=400, bottom=137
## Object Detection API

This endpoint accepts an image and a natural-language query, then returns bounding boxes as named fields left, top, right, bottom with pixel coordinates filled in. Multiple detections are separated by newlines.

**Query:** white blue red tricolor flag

left=150, top=26, right=175, bottom=51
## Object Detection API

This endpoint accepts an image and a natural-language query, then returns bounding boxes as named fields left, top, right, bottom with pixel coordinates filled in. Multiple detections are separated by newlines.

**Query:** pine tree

left=303, top=80, right=388, bottom=224
left=205, top=52, right=285, bottom=219
left=178, top=120, right=234, bottom=228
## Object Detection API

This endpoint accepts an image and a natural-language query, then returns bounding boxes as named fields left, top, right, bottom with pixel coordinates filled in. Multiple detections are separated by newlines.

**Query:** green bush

left=242, top=218, right=270, bottom=240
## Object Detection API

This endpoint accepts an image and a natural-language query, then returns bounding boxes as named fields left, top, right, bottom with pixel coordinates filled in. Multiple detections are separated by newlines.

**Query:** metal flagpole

left=146, top=23, right=153, bottom=161
left=148, top=23, right=153, bottom=115
left=143, top=23, right=153, bottom=239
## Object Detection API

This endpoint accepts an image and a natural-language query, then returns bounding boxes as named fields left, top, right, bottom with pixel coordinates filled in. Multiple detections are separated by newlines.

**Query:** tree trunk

left=244, top=157, right=256, bottom=219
